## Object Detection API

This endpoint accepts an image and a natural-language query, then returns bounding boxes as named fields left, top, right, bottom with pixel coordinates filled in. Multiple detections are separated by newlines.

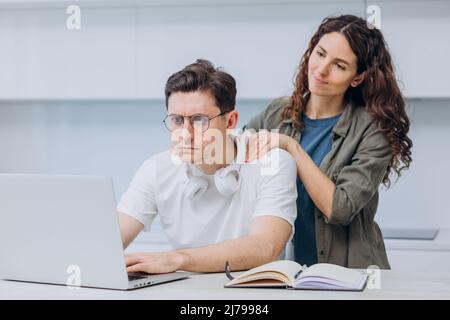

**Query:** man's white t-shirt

left=117, top=148, right=298, bottom=249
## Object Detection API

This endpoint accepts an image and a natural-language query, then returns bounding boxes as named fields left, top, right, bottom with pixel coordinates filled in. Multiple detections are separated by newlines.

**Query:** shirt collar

left=281, top=93, right=356, bottom=138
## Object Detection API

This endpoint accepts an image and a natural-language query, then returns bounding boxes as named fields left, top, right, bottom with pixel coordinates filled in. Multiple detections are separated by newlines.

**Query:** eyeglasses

left=163, top=111, right=227, bottom=133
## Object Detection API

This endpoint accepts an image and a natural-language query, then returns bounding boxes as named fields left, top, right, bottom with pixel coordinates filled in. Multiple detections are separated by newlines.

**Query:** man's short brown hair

left=165, top=59, right=236, bottom=113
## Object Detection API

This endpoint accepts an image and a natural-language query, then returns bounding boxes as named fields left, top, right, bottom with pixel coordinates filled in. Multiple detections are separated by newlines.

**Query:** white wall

left=0, top=98, right=449, bottom=230
left=377, top=98, right=450, bottom=229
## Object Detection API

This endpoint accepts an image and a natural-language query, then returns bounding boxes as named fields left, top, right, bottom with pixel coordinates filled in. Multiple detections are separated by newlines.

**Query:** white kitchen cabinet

left=0, top=7, right=136, bottom=99
left=368, top=0, right=450, bottom=98
left=135, top=2, right=364, bottom=99
left=0, top=0, right=449, bottom=99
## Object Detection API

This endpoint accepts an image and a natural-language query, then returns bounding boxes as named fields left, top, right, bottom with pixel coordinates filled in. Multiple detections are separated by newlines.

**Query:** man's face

left=167, top=90, right=237, bottom=165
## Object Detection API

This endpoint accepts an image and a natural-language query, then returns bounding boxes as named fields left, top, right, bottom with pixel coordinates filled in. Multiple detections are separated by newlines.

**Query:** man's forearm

left=174, top=234, right=279, bottom=273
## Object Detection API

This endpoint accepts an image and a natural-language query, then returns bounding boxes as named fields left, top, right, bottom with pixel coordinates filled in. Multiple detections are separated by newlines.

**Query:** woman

left=244, top=15, right=412, bottom=269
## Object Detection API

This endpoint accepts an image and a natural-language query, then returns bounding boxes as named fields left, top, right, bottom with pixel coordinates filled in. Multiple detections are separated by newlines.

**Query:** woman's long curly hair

left=282, top=15, right=412, bottom=187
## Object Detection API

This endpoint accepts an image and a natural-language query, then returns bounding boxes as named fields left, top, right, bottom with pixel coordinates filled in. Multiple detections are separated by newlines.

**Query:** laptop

left=0, top=173, right=189, bottom=290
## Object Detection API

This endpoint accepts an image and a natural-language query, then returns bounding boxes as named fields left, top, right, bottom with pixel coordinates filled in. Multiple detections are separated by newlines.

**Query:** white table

left=1, top=270, right=450, bottom=300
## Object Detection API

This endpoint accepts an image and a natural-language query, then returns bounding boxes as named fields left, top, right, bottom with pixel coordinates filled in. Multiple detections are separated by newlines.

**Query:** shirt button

left=319, top=250, right=324, bottom=256
left=317, top=214, right=321, bottom=219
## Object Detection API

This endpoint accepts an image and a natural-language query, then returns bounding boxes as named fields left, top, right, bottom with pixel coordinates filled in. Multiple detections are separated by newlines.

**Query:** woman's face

left=308, top=32, right=363, bottom=97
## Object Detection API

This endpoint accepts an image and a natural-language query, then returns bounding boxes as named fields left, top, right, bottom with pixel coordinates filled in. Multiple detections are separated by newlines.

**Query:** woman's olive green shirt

left=244, top=97, right=391, bottom=269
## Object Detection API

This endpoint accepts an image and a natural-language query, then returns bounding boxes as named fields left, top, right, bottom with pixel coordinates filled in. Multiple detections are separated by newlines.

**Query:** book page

left=295, top=263, right=365, bottom=287
left=227, top=260, right=302, bottom=286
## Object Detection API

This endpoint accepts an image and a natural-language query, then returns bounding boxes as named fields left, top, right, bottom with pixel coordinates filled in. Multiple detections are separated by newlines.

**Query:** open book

left=225, top=260, right=368, bottom=291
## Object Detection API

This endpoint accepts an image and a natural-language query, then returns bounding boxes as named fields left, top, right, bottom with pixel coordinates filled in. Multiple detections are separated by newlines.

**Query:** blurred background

left=0, top=0, right=449, bottom=271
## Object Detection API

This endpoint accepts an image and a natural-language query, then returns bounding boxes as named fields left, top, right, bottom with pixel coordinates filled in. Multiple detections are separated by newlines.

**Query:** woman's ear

left=350, top=71, right=366, bottom=88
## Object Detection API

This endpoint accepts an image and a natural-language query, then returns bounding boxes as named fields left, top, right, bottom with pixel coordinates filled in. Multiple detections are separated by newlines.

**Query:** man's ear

left=227, top=110, right=239, bottom=129
left=350, top=71, right=366, bottom=88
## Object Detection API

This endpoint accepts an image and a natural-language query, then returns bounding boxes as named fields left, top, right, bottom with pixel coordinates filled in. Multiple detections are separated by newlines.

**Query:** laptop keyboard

left=128, top=273, right=149, bottom=281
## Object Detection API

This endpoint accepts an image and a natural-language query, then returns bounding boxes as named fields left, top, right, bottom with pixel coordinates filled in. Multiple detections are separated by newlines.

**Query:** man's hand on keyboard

left=125, top=251, right=188, bottom=274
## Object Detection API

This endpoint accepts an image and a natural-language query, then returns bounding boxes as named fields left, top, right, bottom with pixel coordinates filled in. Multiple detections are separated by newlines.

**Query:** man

left=118, top=59, right=297, bottom=274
